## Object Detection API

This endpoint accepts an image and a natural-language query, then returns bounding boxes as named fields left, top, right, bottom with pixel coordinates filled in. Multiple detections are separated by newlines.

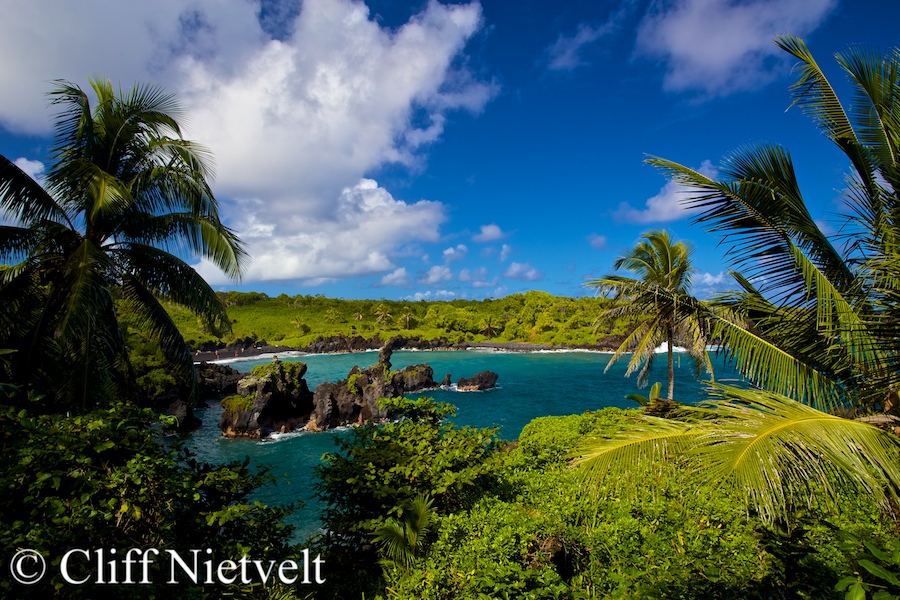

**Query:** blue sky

left=2, top=0, right=898, bottom=301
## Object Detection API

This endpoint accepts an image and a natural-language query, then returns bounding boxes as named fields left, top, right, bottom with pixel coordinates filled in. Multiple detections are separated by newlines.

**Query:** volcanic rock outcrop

left=457, top=370, right=499, bottom=391
left=219, top=358, right=314, bottom=438
left=307, top=337, right=437, bottom=431
left=196, top=362, right=243, bottom=398
left=218, top=337, right=442, bottom=437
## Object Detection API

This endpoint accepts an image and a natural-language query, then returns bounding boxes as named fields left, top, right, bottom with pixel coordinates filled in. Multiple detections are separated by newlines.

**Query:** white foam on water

left=653, top=342, right=688, bottom=354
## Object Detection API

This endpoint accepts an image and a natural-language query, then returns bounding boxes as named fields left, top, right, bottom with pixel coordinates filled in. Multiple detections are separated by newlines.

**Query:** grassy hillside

left=164, top=290, right=626, bottom=349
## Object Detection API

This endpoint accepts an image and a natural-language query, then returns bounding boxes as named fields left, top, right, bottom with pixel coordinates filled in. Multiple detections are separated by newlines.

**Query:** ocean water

left=185, top=349, right=741, bottom=538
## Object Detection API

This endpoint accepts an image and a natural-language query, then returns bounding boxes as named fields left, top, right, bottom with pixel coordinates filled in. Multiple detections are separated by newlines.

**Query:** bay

left=185, top=349, right=741, bottom=539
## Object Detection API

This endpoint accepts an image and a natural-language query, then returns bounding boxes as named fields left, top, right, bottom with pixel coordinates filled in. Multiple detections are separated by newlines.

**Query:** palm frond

left=374, top=520, right=411, bottom=569
left=119, top=273, right=197, bottom=398
left=647, top=148, right=852, bottom=305
left=113, top=242, right=231, bottom=333
left=708, top=302, right=845, bottom=409
left=789, top=243, right=881, bottom=369
left=837, top=45, right=900, bottom=173
left=775, top=35, right=881, bottom=199
left=574, top=383, right=900, bottom=525
left=0, top=154, right=69, bottom=227
left=0, top=225, right=43, bottom=264
left=573, top=414, right=706, bottom=492
left=373, top=494, right=435, bottom=570
left=2, top=78, right=242, bottom=413
left=696, top=385, right=900, bottom=524
left=111, top=210, right=246, bottom=279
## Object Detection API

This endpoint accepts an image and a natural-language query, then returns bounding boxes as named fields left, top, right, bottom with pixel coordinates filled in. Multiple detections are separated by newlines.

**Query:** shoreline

left=192, top=338, right=648, bottom=366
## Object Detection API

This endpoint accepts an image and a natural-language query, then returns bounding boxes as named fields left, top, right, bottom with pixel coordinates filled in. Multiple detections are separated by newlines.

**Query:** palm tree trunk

left=667, top=323, right=674, bottom=400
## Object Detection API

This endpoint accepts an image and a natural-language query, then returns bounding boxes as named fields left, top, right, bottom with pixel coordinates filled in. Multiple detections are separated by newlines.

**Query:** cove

left=185, top=349, right=740, bottom=538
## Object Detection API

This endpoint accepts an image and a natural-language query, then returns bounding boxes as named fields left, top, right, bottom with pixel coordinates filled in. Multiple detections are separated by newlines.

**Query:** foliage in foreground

left=575, top=385, right=900, bottom=526
left=577, top=35, right=900, bottom=535
left=311, top=398, right=897, bottom=599
left=0, top=402, right=295, bottom=599
left=0, top=78, right=244, bottom=414
left=312, top=397, right=501, bottom=597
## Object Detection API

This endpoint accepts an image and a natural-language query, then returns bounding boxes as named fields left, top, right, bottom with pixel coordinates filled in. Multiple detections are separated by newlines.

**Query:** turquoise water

left=185, top=349, right=740, bottom=538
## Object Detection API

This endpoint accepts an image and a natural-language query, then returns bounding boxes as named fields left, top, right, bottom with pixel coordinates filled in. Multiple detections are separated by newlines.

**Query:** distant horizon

left=3, top=1, right=898, bottom=301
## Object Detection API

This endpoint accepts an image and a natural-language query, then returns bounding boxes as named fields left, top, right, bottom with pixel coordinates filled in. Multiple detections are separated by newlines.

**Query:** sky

left=2, top=0, right=899, bottom=301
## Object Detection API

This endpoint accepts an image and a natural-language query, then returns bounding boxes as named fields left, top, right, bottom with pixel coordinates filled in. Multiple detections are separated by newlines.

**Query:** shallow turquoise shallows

left=185, top=349, right=741, bottom=539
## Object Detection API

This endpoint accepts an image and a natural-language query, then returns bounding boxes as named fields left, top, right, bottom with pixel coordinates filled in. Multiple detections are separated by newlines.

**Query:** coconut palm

left=0, top=78, right=245, bottom=412
left=374, top=304, right=393, bottom=326
left=574, top=385, right=900, bottom=525
left=647, top=36, right=900, bottom=411
left=399, top=306, right=414, bottom=330
left=587, top=230, right=712, bottom=400
left=480, top=315, right=497, bottom=339
left=576, top=36, right=900, bottom=524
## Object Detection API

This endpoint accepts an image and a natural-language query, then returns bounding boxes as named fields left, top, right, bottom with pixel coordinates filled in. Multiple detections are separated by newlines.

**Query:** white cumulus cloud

left=196, top=178, right=445, bottom=284
left=0, top=0, right=496, bottom=286
left=380, top=267, right=410, bottom=286
left=695, top=270, right=732, bottom=298
left=699, top=271, right=726, bottom=285
left=473, top=223, right=506, bottom=242
left=13, top=157, right=45, bottom=180
left=635, top=0, right=836, bottom=96
left=504, top=262, right=543, bottom=281
left=443, top=244, right=468, bottom=262
left=403, top=289, right=456, bottom=301
left=614, top=159, right=717, bottom=223
left=422, top=264, right=453, bottom=285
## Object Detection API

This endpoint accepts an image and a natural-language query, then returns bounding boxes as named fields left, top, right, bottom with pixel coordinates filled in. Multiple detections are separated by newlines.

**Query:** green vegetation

left=0, top=81, right=298, bottom=599
left=166, top=290, right=620, bottom=349
left=311, top=397, right=897, bottom=599
left=223, top=393, right=255, bottom=417
left=581, top=35, right=900, bottom=532
left=5, top=32, right=900, bottom=600
left=250, top=359, right=308, bottom=381
left=302, top=33, right=900, bottom=600
left=588, top=230, right=712, bottom=400
left=0, top=402, right=295, bottom=599
left=0, top=78, right=244, bottom=412
left=347, top=372, right=361, bottom=395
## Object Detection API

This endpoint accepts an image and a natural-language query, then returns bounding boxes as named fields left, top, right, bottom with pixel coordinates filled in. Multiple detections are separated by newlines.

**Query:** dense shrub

left=0, top=403, right=294, bottom=599
left=311, top=403, right=899, bottom=599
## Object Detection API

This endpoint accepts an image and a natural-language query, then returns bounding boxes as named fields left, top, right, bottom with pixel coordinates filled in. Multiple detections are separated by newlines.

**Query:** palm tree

left=647, top=36, right=900, bottom=411
left=587, top=230, right=712, bottom=400
left=374, top=304, right=393, bottom=326
left=576, top=36, right=900, bottom=524
left=399, top=306, right=414, bottom=330
left=0, top=78, right=245, bottom=412
left=480, top=315, right=497, bottom=339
